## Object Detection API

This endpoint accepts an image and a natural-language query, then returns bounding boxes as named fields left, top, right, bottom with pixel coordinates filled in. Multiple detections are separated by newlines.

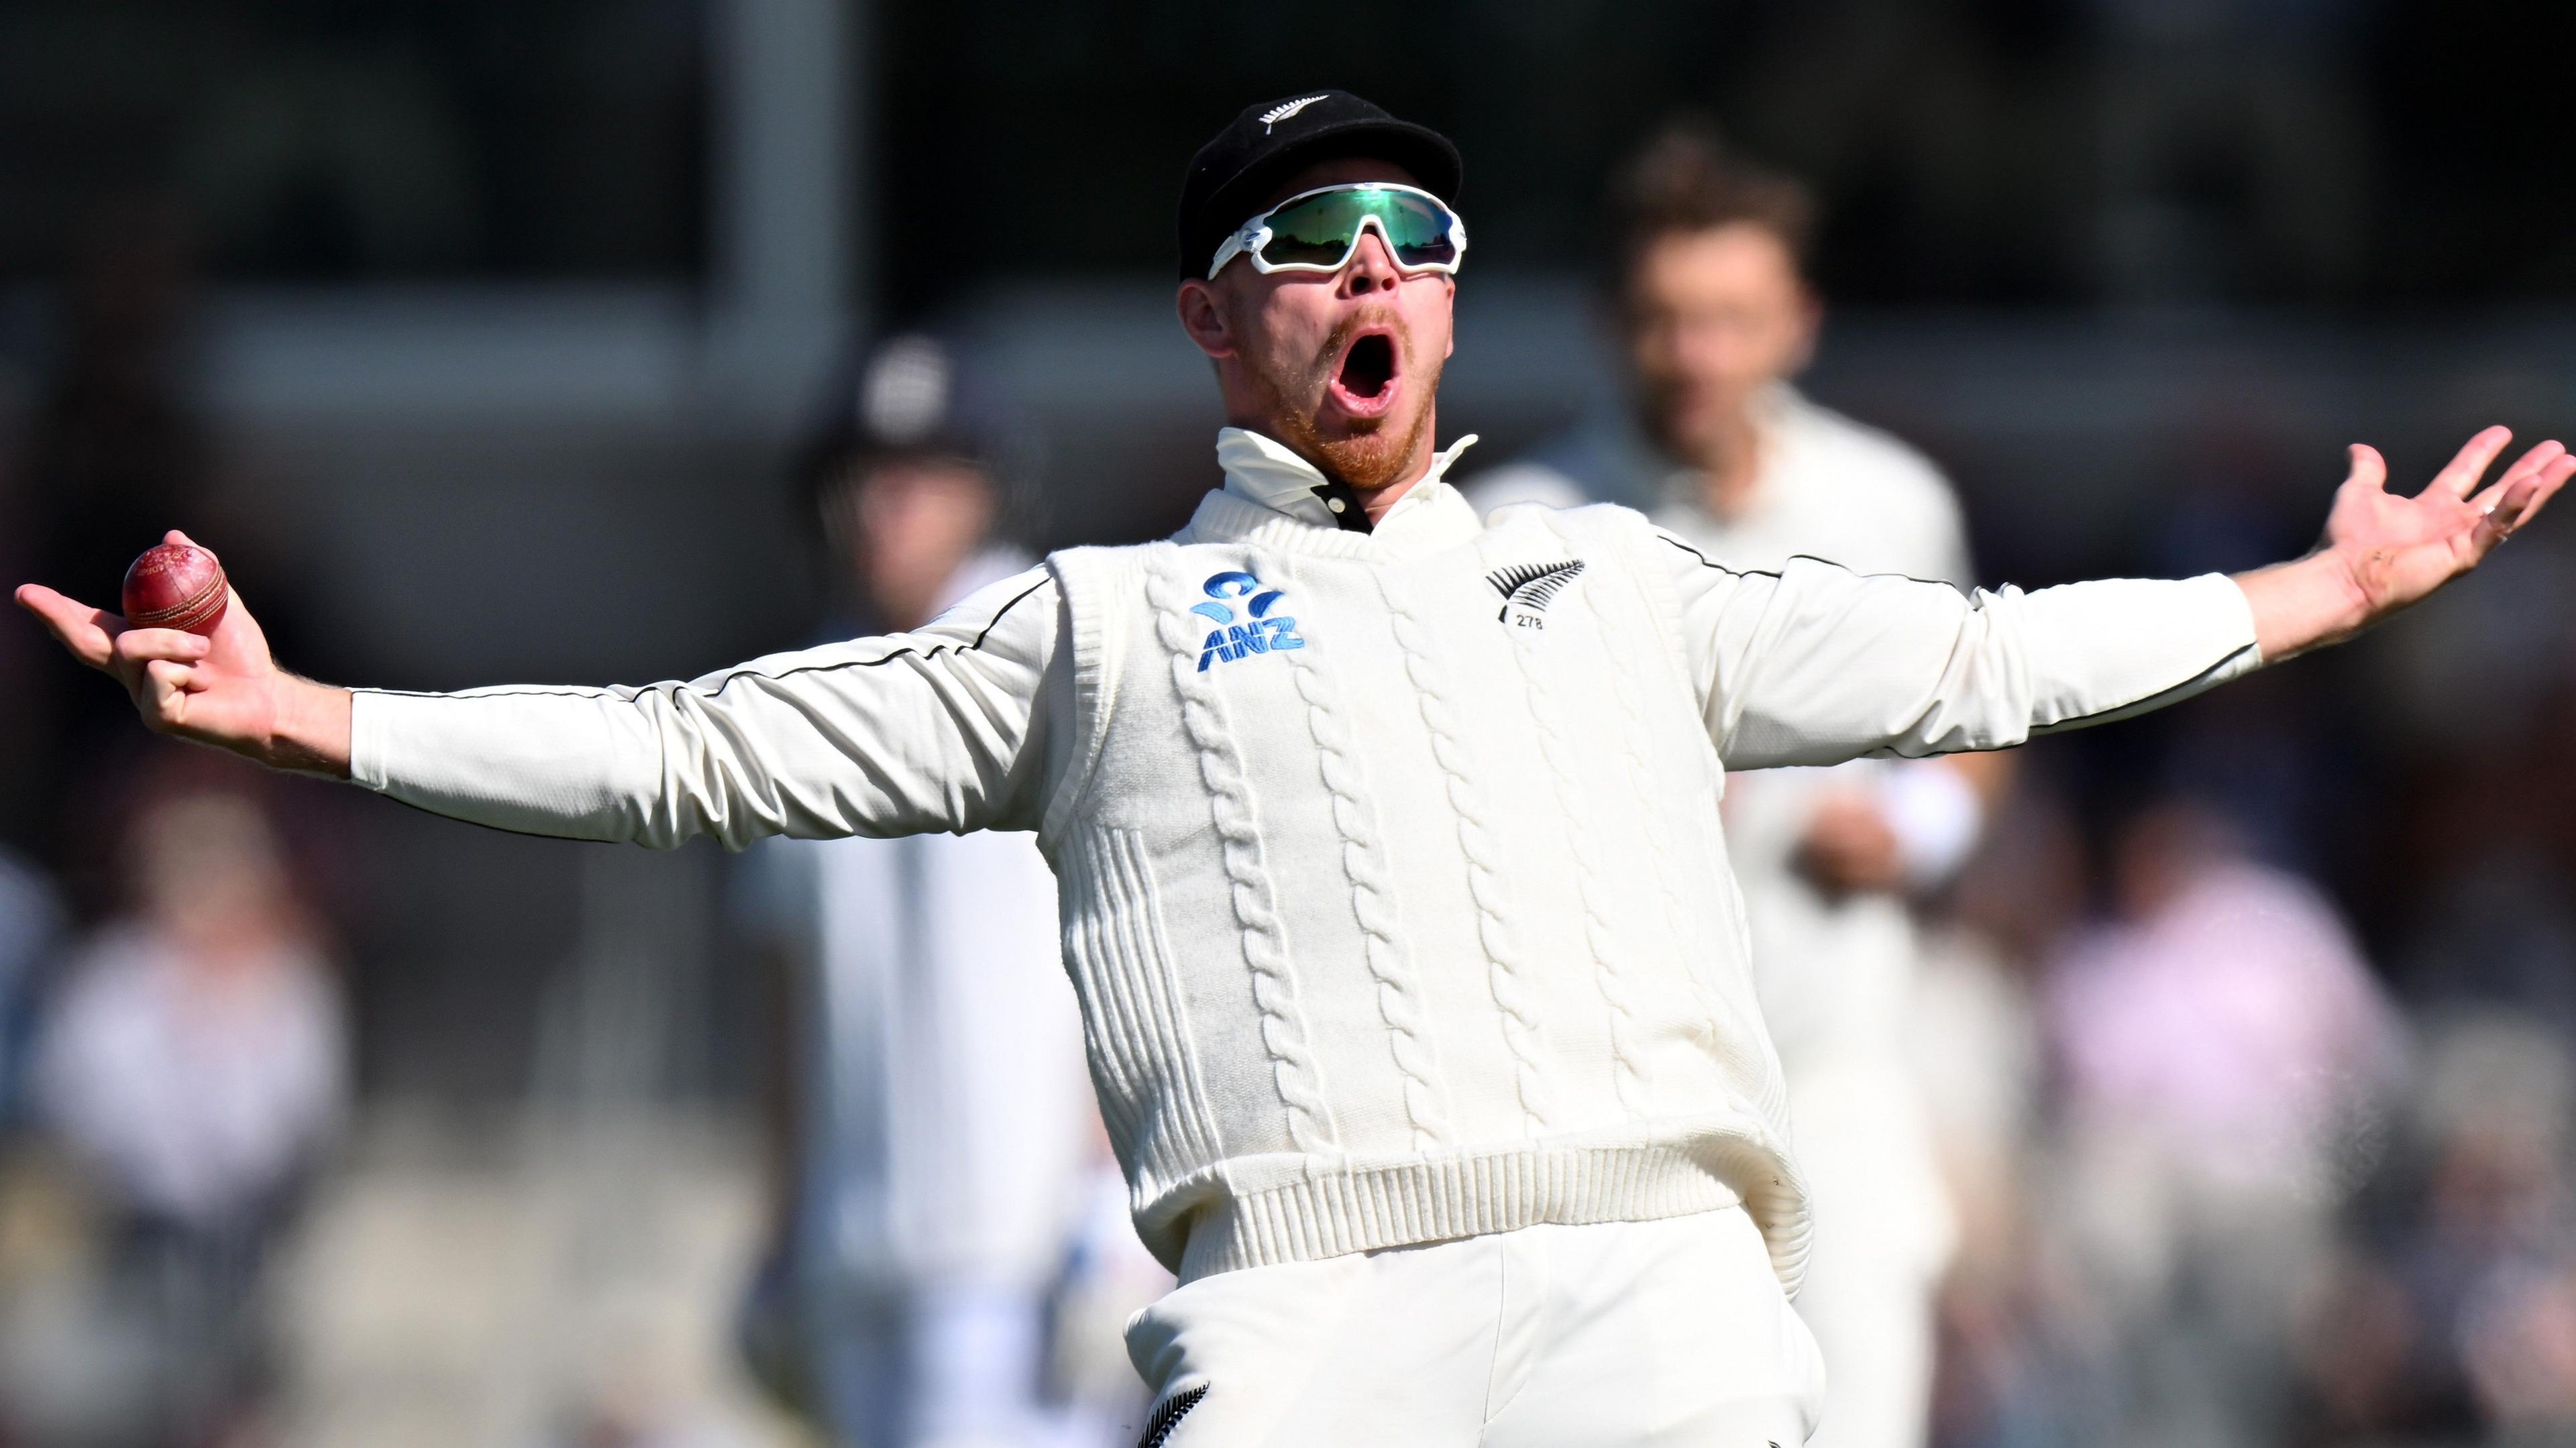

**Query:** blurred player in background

left=0, top=844, right=62, bottom=1129
left=1472, top=125, right=2001, bottom=1448
left=32, top=762, right=345, bottom=1444
left=731, top=335, right=1152, bottom=1448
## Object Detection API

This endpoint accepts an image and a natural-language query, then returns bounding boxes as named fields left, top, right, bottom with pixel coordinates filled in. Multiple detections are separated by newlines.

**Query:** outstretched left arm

left=1683, top=427, right=2571, bottom=771
left=2235, top=427, right=2569, bottom=661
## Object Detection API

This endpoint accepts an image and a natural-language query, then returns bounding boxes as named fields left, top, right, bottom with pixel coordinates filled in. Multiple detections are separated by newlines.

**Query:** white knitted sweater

left=351, top=428, right=2263, bottom=1290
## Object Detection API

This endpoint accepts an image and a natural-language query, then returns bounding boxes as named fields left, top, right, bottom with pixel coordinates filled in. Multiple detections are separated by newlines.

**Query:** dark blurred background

left=2, top=2, right=2575, bottom=1445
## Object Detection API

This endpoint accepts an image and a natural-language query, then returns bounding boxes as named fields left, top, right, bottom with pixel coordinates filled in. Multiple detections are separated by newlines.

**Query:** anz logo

left=1487, top=559, right=1585, bottom=629
left=1190, top=571, right=1307, bottom=671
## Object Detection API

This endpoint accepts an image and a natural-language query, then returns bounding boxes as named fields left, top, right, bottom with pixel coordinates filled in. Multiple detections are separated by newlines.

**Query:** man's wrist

left=264, top=675, right=355, bottom=779
left=2235, top=549, right=2374, bottom=664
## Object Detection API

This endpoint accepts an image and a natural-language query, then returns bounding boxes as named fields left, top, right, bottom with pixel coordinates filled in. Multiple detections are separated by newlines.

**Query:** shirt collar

left=1216, top=426, right=1481, bottom=535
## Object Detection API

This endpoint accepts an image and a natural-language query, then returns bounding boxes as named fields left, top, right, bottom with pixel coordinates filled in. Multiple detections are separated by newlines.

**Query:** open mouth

left=1327, top=331, right=1400, bottom=416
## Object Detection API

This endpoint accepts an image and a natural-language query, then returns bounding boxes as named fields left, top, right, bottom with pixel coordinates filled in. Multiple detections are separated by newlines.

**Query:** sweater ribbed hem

left=1174, top=1141, right=1755, bottom=1284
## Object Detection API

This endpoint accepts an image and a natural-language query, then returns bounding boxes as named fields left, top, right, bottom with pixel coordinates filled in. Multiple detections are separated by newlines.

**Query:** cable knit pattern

left=1508, top=624, right=1654, bottom=1114
left=351, top=445, right=2271, bottom=1295
left=1278, top=558, right=1453, bottom=1152
left=1376, top=572, right=1557, bottom=1133
left=1142, top=551, right=1338, bottom=1156
left=1568, top=520, right=1811, bottom=1285
left=1060, top=822, right=1228, bottom=1178
left=1572, top=521, right=1788, bottom=1125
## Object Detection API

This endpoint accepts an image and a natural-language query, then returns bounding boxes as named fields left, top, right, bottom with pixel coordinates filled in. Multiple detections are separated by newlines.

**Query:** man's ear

left=1175, top=280, right=1235, bottom=360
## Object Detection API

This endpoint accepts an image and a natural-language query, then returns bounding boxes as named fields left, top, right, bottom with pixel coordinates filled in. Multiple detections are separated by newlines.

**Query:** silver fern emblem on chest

left=1260, top=95, right=1328, bottom=131
left=1487, top=559, right=1585, bottom=626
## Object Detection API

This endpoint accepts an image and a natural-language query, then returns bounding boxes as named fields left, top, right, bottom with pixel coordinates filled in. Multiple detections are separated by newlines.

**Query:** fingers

left=2474, top=457, right=2575, bottom=553
left=2468, top=439, right=2567, bottom=512
left=2526, top=462, right=2573, bottom=533
left=2431, top=425, right=2516, bottom=498
left=2474, top=481, right=2532, bottom=552
left=142, top=658, right=197, bottom=726
left=112, top=626, right=213, bottom=672
left=2345, top=443, right=2389, bottom=494
left=14, top=583, right=125, bottom=669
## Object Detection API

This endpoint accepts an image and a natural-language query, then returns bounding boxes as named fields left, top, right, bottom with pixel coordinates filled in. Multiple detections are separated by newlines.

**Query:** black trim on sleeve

left=358, top=574, right=1054, bottom=705
left=1136, top=1385, right=1208, bottom=1448
left=968, top=575, right=1051, bottom=648
left=2024, top=642, right=2263, bottom=736
left=1658, top=534, right=1778, bottom=579
left=1657, top=535, right=1966, bottom=592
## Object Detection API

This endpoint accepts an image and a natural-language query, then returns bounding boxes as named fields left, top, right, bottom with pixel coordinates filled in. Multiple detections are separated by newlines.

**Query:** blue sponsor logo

left=1189, top=570, right=1306, bottom=671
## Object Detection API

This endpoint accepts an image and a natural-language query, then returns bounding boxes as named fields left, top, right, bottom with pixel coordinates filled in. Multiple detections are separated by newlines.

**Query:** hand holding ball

left=15, top=533, right=347, bottom=775
left=122, top=542, right=229, bottom=636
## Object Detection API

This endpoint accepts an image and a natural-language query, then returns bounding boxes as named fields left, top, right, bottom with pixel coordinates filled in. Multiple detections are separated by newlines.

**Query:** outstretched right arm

left=16, top=536, right=1064, bottom=848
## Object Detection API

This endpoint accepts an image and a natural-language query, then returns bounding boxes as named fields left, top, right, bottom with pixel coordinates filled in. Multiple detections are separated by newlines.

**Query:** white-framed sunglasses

left=1207, top=182, right=1468, bottom=282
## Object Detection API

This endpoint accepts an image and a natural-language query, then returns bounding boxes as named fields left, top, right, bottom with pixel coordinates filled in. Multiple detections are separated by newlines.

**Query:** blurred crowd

left=1918, top=771, right=2576, bottom=1448
left=5, top=27, right=2576, bottom=1448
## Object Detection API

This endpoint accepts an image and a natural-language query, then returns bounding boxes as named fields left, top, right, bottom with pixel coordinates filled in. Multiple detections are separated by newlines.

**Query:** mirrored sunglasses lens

left=1255, top=189, right=1458, bottom=270
left=1377, top=194, right=1458, bottom=267
left=1258, top=192, right=1364, bottom=267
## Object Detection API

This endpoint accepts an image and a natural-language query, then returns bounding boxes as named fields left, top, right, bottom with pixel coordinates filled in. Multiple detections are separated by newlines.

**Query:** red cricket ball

left=121, top=543, right=229, bottom=636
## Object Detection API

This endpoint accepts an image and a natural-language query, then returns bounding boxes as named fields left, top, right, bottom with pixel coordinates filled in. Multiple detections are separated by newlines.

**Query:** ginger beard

left=1237, top=300, right=1444, bottom=491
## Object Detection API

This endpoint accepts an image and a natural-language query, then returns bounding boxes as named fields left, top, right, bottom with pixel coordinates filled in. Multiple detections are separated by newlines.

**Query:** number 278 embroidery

left=1191, top=570, right=1306, bottom=671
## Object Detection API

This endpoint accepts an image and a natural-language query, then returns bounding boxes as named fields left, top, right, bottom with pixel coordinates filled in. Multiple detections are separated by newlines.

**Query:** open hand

left=2241, top=427, right=2573, bottom=661
left=13, top=531, right=351, bottom=775
left=2328, top=427, right=2569, bottom=617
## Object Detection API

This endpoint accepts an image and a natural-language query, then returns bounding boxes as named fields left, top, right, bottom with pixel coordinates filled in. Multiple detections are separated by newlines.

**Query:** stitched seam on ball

left=131, top=571, right=225, bottom=628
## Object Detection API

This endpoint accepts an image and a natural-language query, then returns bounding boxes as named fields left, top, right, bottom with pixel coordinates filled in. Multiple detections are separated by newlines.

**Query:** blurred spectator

left=732, top=335, right=1152, bottom=1448
left=2042, top=799, right=2402, bottom=1447
left=1470, top=122, right=2000, bottom=1448
left=23, top=765, right=347, bottom=1445
left=2385, top=1013, right=2576, bottom=1442
left=0, top=845, right=66, bottom=1127
left=1914, top=781, right=2108, bottom=1448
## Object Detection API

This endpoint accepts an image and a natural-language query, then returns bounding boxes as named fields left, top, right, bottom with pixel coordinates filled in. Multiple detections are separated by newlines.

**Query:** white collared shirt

left=1214, top=425, right=1482, bottom=535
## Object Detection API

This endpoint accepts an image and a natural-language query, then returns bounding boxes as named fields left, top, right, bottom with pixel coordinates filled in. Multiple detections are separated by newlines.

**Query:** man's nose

left=1338, top=229, right=1402, bottom=296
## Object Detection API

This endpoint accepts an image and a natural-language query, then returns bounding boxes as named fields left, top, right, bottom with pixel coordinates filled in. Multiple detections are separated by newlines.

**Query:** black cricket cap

left=1177, top=90, right=1462, bottom=279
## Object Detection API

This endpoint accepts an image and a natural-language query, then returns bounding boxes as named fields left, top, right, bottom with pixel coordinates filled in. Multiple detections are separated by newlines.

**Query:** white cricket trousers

left=1124, top=1205, right=1827, bottom=1447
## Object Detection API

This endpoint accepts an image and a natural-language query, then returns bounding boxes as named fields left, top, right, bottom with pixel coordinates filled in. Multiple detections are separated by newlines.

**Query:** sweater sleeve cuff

left=2021, top=571, right=2264, bottom=738
left=2205, top=569, right=2265, bottom=673
left=347, top=689, right=394, bottom=792
left=2227, top=573, right=2268, bottom=668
